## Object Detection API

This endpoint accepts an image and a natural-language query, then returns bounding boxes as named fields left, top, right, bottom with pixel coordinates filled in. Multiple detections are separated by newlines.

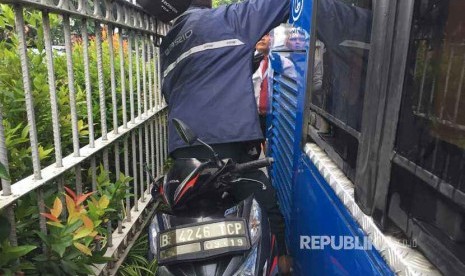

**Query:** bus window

left=388, top=0, right=465, bottom=268
left=394, top=0, right=465, bottom=193
left=306, top=0, right=373, bottom=180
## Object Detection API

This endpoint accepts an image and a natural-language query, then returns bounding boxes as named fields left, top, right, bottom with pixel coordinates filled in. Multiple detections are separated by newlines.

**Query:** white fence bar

left=91, top=156, right=97, bottom=192
left=162, top=114, right=166, bottom=172
left=142, top=37, right=148, bottom=116
left=131, top=131, right=139, bottom=212
left=163, top=113, right=168, bottom=162
left=148, top=35, right=154, bottom=111
left=103, top=148, right=110, bottom=172
left=0, top=105, right=17, bottom=248
left=42, top=11, right=63, bottom=166
left=96, top=22, right=109, bottom=141
left=14, top=5, right=41, bottom=180
left=63, top=14, right=80, bottom=157
left=156, top=116, right=161, bottom=177
left=136, top=35, right=142, bottom=118
left=150, top=119, right=156, bottom=185
left=129, top=32, right=136, bottom=124
left=58, top=176, right=66, bottom=218
left=138, top=127, right=145, bottom=202
left=0, top=105, right=11, bottom=196
left=115, top=142, right=121, bottom=180
left=107, top=221, right=113, bottom=248
left=156, top=47, right=162, bottom=108
left=37, top=188, right=47, bottom=251
left=108, top=25, right=119, bottom=135
left=153, top=45, right=160, bottom=109
left=5, top=207, right=17, bottom=246
left=124, top=136, right=131, bottom=222
left=119, top=29, right=128, bottom=129
left=145, top=123, right=150, bottom=194
left=82, top=18, right=96, bottom=149
left=75, top=164, right=82, bottom=194
left=158, top=117, right=163, bottom=173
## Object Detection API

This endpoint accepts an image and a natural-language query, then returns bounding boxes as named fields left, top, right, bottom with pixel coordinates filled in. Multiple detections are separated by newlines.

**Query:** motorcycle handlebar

left=232, top=157, right=274, bottom=173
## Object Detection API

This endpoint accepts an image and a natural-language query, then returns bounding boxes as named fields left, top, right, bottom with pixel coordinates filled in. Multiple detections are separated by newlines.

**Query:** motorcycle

left=147, top=118, right=280, bottom=276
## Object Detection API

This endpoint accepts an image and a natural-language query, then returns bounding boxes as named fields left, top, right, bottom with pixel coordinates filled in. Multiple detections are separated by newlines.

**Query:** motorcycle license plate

left=157, top=219, right=250, bottom=265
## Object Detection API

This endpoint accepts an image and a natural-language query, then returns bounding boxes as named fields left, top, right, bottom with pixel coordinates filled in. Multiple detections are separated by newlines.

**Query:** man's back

left=160, top=0, right=290, bottom=153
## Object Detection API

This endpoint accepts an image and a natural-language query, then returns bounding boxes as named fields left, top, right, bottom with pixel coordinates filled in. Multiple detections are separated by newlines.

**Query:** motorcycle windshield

left=164, top=158, right=207, bottom=207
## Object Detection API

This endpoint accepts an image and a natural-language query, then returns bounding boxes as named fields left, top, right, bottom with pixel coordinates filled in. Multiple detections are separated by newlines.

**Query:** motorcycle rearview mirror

left=136, top=0, right=192, bottom=23
left=173, top=118, right=198, bottom=145
left=172, top=118, right=223, bottom=167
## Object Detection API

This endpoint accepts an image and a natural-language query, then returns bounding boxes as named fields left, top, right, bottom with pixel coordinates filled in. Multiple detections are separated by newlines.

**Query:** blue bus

left=267, top=0, right=464, bottom=275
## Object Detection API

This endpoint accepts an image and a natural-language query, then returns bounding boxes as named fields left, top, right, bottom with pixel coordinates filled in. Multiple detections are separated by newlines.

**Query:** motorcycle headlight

left=148, top=217, right=159, bottom=260
left=234, top=246, right=258, bottom=276
left=149, top=214, right=170, bottom=260
left=249, top=199, right=262, bottom=245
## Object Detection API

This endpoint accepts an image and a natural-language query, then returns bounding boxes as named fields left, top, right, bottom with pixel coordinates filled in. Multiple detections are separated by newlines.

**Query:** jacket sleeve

left=222, top=0, right=290, bottom=46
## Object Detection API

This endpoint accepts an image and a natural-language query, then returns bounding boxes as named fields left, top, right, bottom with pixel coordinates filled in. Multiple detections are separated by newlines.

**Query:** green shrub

left=117, top=233, right=158, bottom=276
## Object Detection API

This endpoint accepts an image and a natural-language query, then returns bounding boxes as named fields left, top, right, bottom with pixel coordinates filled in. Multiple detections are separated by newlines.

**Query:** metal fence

left=0, top=0, right=169, bottom=274
left=413, top=40, right=465, bottom=131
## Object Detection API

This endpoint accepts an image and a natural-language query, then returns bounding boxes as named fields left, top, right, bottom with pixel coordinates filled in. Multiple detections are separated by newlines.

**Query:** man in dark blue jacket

left=161, top=0, right=289, bottom=154
left=159, top=0, right=291, bottom=272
